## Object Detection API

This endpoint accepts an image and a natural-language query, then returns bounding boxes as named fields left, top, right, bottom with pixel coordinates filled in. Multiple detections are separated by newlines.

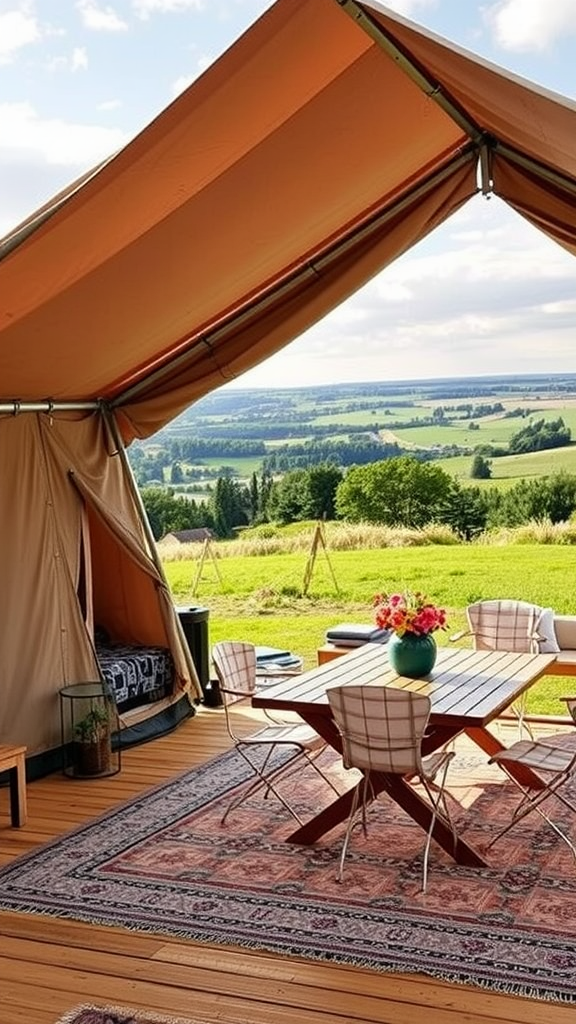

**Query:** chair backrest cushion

left=212, top=641, right=256, bottom=704
left=327, top=683, right=431, bottom=775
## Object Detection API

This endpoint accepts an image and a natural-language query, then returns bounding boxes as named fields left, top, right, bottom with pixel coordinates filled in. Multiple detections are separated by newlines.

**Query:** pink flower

left=372, top=590, right=447, bottom=637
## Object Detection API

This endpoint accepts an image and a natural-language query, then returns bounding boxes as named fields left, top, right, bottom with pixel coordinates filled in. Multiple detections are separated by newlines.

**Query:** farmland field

left=437, top=445, right=576, bottom=484
left=136, top=375, right=576, bottom=490
left=390, top=405, right=576, bottom=449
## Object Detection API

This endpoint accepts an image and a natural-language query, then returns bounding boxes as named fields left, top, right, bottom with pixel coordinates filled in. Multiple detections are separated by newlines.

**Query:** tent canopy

left=1, top=0, right=575, bottom=439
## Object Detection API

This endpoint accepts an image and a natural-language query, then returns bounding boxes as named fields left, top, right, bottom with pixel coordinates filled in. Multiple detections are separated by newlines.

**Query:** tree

left=306, top=464, right=344, bottom=520
left=483, top=473, right=576, bottom=528
left=266, top=464, right=344, bottom=524
left=140, top=487, right=213, bottom=540
left=170, top=461, right=184, bottom=484
left=470, top=454, right=492, bottom=479
left=441, top=483, right=489, bottom=540
left=210, top=477, right=249, bottom=538
left=508, top=417, right=571, bottom=454
left=267, top=470, right=310, bottom=525
left=335, top=456, right=453, bottom=528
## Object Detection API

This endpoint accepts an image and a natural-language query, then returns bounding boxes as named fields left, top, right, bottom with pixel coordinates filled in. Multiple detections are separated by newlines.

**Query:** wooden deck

left=0, top=705, right=574, bottom=1024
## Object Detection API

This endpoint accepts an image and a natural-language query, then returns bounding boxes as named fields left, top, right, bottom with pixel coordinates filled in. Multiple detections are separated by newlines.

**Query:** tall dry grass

left=159, top=521, right=462, bottom=562
left=476, top=519, right=576, bottom=546
left=159, top=518, right=576, bottom=563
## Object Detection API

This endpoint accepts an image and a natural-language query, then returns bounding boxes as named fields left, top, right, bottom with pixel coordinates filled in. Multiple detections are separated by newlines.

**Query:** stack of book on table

left=325, top=623, right=391, bottom=647
left=255, top=646, right=303, bottom=672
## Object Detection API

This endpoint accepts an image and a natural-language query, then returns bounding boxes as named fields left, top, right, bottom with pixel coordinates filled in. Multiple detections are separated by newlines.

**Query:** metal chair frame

left=488, top=695, right=576, bottom=859
left=212, top=641, right=338, bottom=825
left=327, top=683, right=456, bottom=892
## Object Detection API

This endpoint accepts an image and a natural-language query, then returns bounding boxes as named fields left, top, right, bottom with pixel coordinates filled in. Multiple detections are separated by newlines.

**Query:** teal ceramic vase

left=387, top=631, right=437, bottom=678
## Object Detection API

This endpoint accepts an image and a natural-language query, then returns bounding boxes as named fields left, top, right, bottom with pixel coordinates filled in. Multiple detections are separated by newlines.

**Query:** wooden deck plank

left=0, top=707, right=572, bottom=1024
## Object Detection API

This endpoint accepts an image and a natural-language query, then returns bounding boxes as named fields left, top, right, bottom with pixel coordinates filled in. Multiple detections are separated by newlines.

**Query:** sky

left=1, top=0, right=576, bottom=390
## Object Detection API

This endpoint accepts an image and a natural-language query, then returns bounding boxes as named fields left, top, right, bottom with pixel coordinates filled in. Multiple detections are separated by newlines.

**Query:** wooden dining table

left=251, top=643, right=557, bottom=867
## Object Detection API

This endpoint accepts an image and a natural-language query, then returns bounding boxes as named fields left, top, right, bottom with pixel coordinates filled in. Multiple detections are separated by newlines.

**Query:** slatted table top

left=252, top=643, right=557, bottom=729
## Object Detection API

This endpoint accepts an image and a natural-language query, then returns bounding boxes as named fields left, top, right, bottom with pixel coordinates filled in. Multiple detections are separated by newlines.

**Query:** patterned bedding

left=96, top=642, right=174, bottom=713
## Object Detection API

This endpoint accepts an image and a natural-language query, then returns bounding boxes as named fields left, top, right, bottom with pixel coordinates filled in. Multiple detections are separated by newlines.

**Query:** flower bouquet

left=373, top=590, right=447, bottom=677
left=373, top=590, right=447, bottom=637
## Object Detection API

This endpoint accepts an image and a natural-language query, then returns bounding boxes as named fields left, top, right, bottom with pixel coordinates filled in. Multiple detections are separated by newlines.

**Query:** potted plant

left=74, top=701, right=112, bottom=776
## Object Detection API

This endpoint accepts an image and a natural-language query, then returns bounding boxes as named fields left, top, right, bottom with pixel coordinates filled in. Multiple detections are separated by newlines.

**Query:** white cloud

left=0, top=102, right=127, bottom=166
left=76, top=1, right=129, bottom=32
left=237, top=198, right=576, bottom=387
left=0, top=9, right=40, bottom=64
left=97, top=98, right=122, bottom=111
left=171, top=73, right=195, bottom=97
left=484, top=0, right=576, bottom=51
left=44, top=47, right=89, bottom=74
left=71, top=46, right=89, bottom=70
left=131, top=0, right=204, bottom=20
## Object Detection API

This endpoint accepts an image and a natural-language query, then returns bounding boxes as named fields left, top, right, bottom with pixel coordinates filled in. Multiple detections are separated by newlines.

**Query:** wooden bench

left=0, top=745, right=27, bottom=827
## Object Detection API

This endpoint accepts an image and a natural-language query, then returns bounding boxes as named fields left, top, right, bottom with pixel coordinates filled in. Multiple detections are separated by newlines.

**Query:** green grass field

left=164, top=541, right=576, bottom=715
left=436, top=445, right=576, bottom=485
left=391, top=406, right=576, bottom=449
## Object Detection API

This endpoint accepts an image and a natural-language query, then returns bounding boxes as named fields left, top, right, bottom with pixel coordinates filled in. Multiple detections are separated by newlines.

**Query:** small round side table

left=59, top=681, right=120, bottom=778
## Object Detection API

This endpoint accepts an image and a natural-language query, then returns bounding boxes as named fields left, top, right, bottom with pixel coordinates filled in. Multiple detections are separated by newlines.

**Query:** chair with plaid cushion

left=456, top=600, right=560, bottom=738
left=326, top=683, right=455, bottom=891
left=488, top=696, right=576, bottom=860
left=212, top=640, right=338, bottom=825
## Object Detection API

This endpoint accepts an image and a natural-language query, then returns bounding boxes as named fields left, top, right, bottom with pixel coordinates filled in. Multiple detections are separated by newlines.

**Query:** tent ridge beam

left=0, top=400, right=99, bottom=414
left=335, top=0, right=487, bottom=148
left=113, top=147, right=478, bottom=409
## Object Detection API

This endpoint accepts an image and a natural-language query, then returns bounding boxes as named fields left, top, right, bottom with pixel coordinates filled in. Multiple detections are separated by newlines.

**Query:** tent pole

left=494, top=142, right=576, bottom=197
left=100, top=404, right=201, bottom=693
left=335, top=0, right=487, bottom=146
left=337, top=0, right=576, bottom=200
left=0, top=400, right=98, bottom=413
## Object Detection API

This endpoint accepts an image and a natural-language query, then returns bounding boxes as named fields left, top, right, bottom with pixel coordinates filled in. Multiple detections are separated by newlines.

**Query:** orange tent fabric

left=2, top=0, right=575, bottom=440
left=2, top=0, right=576, bottom=760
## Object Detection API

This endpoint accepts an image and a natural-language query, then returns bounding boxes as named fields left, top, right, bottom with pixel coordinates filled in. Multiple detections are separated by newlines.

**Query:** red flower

left=373, top=590, right=447, bottom=637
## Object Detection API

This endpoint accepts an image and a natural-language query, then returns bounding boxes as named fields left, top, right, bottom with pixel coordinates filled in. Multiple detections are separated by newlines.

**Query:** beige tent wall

left=0, top=411, right=192, bottom=759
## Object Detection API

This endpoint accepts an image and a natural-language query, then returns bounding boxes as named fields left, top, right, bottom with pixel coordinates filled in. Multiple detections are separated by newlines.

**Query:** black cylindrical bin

left=176, top=606, right=211, bottom=699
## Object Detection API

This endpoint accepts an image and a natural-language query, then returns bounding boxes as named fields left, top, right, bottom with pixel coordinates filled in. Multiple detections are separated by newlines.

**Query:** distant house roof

left=158, top=528, right=213, bottom=545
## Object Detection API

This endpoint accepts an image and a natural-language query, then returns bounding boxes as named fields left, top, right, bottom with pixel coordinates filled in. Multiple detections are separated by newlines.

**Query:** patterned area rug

left=3, top=739, right=576, bottom=1003
left=54, top=1007, right=201, bottom=1024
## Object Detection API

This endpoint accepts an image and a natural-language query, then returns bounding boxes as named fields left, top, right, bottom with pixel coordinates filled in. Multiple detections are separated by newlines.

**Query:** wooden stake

left=192, top=537, right=224, bottom=595
left=302, top=521, right=340, bottom=596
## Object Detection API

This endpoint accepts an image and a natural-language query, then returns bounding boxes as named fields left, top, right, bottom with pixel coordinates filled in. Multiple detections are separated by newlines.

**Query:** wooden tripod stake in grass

left=191, top=536, right=224, bottom=596
left=302, top=521, right=340, bottom=596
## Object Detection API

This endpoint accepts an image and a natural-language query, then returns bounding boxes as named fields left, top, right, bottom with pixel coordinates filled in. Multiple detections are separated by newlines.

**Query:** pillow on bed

left=536, top=607, right=561, bottom=653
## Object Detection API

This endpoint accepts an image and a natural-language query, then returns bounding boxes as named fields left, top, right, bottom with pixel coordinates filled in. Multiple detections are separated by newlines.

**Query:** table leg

left=379, top=773, right=486, bottom=866
left=465, top=726, right=546, bottom=790
left=286, top=768, right=486, bottom=866
left=9, top=763, right=26, bottom=826
left=284, top=710, right=491, bottom=864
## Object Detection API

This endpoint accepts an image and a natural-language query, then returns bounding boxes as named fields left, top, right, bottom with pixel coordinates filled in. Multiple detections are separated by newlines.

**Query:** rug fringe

left=28, top=903, right=576, bottom=1008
